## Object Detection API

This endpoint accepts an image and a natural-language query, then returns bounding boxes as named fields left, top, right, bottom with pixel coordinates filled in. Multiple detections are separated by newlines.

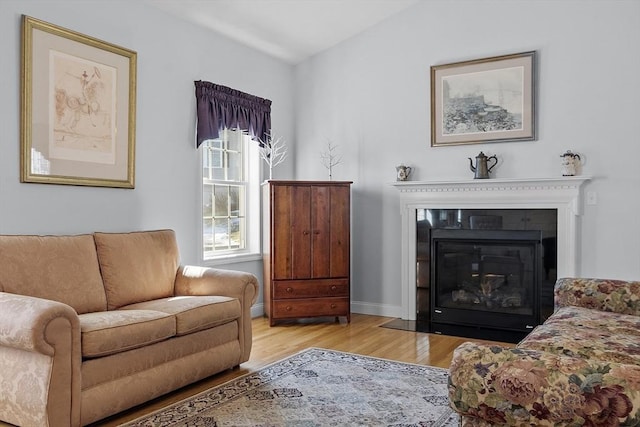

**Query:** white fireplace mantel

left=392, top=177, right=591, bottom=320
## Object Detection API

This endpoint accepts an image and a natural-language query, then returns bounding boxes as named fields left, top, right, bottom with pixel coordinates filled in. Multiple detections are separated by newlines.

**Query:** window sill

left=202, top=252, right=262, bottom=267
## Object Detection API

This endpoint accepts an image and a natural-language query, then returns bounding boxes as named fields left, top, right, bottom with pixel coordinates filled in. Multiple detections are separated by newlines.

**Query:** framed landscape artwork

left=21, top=15, right=137, bottom=188
left=431, top=51, right=536, bottom=147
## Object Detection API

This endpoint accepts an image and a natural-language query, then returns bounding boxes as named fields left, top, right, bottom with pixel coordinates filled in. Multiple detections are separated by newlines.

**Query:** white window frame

left=200, top=129, right=261, bottom=265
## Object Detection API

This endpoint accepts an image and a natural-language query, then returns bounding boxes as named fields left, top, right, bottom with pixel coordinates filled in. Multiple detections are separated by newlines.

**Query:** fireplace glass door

left=431, top=229, right=541, bottom=336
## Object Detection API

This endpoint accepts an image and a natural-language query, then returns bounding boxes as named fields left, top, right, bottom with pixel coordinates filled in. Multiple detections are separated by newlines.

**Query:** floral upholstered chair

left=448, top=277, right=640, bottom=426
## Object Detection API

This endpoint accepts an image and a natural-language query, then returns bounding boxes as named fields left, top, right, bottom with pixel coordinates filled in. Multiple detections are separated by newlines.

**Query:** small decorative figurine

left=396, top=164, right=412, bottom=181
left=560, top=150, right=581, bottom=176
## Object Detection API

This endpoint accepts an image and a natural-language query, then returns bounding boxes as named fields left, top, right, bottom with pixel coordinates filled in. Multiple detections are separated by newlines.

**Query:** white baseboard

left=251, top=303, right=264, bottom=318
left=251, top=301, right=404, bottom=319
left=350, top=301, right=403, bottom=318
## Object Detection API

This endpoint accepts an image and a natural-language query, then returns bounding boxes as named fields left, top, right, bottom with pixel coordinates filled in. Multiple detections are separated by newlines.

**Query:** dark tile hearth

left=380, top=318, right=415, bottom=331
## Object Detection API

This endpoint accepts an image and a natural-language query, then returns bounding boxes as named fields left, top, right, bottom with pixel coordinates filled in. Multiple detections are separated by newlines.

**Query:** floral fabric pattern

left=555, top=277, right=640, bottom=316
left=449, top=343, right=640, bottom=426
left=449, top=277, right=640, bottom=426
left=523, top=306, right=640, bottom=365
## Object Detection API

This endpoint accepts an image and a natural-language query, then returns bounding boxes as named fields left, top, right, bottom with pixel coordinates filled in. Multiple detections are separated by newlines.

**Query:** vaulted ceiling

left=145, top=0, right=420, bottom=63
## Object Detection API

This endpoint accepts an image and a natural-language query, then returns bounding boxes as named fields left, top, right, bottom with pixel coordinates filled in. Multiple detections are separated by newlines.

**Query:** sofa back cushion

left=94, top=230, right=179, bottom=310
left=555, top=277, right=640, bottom=316
left=0, top=234, right=107, bottom=314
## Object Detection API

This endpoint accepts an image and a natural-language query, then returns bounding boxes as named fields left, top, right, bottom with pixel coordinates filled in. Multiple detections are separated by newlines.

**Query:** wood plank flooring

left=92, top=314, right=511, bottom=426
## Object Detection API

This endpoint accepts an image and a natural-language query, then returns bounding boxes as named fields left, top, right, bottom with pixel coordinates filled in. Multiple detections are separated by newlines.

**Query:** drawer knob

left=286, top=306, right=292, bottom=311
left=330, top=303, right=337, bottom=309
left=330, top=285, right=337, bottom=291
left=302, top=230, right=309, bottom=235
left=286, top=287, right=293, bottom=293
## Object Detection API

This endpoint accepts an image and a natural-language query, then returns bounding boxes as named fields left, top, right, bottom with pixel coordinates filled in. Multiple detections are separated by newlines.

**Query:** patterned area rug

left=123, top=348, right=458, bottom=426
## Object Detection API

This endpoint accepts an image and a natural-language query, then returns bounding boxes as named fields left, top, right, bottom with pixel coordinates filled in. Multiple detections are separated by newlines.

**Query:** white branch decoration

left=259, top=132, right=288, bottom=179
left=320, top=139, right=342, bottom=180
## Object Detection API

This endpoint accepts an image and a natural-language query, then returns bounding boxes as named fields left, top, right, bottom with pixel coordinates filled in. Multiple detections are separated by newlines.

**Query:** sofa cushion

left=0, top=234, right=107, bottom=314
left=81, top=322, right=240, bottom=390
left=520, top=305, right=640, bottom=365
left=94, top=230, right=180, bottom=310
left=79, top=310, right=176, bottom=358
left=122, top=296, right=241, bottom=336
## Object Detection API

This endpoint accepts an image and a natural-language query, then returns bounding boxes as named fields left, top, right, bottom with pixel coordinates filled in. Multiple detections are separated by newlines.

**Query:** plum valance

left=194, top=80, right=271, bottom=148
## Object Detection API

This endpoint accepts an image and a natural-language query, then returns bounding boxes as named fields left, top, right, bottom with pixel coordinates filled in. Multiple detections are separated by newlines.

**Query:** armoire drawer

left=273, top=279, right=349, bottom=299
left=272, top=297, right=349, bottom=318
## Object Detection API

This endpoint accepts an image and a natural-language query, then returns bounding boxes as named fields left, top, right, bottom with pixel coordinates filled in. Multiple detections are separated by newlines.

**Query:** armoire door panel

left=291, top=185, right=312, bottom=279
left=330, top=185, right=350, bottom=278
left=311, top=185, right=331, bottom=278
left=272, top=185, right=293, bottom=279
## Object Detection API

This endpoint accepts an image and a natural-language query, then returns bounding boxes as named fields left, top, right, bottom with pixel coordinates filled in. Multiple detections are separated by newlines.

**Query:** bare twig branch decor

left=320, top=139, right=342, bottom=180
left=259, top=132, right=288, bottom=179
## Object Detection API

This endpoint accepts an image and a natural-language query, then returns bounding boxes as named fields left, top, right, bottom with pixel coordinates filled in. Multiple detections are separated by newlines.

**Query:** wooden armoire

left=262, top=180, right=352, bottom=326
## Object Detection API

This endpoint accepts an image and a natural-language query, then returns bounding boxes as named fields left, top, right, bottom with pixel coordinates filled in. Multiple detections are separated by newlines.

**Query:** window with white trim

left=201, top=128, right=260, bottom=261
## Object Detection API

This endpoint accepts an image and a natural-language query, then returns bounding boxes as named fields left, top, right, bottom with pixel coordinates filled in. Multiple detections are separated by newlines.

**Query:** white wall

left=2, top=0, right=639, bottom=320
left=294, top=0, right=640, bottom=316
left=0, top=1, right=295, bottom=292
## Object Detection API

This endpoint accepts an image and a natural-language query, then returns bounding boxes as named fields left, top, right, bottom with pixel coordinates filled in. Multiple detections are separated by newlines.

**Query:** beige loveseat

left=0, top=229, right=258, bottom=427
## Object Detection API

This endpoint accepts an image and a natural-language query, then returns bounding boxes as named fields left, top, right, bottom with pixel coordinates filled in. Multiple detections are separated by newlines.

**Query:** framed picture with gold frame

left=431, top=51, right=536, bottom=147
left=21, top=15, right=137, bottom=188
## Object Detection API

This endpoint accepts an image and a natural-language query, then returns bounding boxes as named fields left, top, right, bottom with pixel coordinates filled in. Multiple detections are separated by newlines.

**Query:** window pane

left=230, top=218, right=242, bottom=248
left=227, top=134, right=240, bottom=152
left=203, top=184, right=213, bottom=217
left=203, top=218, right=214, bottom=252
left=212, top=151, right=225, bottom=180
left=214, top=185, right=229, bottom=217
left=214, top=218, right=229, bottom=250
left=212, top=150, right=222, bottom=168
left=203, top=142, right=224, bottom=180
left=229, top=186, right=241, bottom=216
left=202, top=146, right=212, bottom=179
left=227, top=152, right=242, bottom=181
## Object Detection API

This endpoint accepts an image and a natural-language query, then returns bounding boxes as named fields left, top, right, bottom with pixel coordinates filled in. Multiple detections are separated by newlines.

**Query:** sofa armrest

left=174, top=265, right=259, bottom=363
left=0, top=292, right=79, bottom=354
left=555, top=277, right=640, bottom=316
left=174, top=265, right=258, bottom=305
left=0, top=292, right=81, bottom=427
left=449, top=342, right=640, bottom=426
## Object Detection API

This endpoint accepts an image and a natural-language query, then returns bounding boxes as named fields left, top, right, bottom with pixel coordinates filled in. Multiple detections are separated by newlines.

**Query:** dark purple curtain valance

left=194, top=80, right=271, bottom=148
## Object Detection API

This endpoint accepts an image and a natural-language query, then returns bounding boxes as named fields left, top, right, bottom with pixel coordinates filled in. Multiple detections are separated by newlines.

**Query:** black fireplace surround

left=416, top=209, right=557, bottom=343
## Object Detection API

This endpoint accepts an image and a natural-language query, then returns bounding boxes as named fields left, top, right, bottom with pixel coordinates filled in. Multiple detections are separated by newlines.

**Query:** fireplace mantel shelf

left=392, top=176, right=591, bottom=192
left=393, top=176, right=591, bottom=321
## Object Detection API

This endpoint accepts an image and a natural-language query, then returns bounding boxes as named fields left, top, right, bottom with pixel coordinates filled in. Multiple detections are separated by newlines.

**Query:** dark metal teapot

left=469, top=151, right=498, bottom=179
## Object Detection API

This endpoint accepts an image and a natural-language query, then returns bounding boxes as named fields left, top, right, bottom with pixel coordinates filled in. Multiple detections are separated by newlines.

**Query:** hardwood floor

left=92, top=314, right=510, bottom=426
